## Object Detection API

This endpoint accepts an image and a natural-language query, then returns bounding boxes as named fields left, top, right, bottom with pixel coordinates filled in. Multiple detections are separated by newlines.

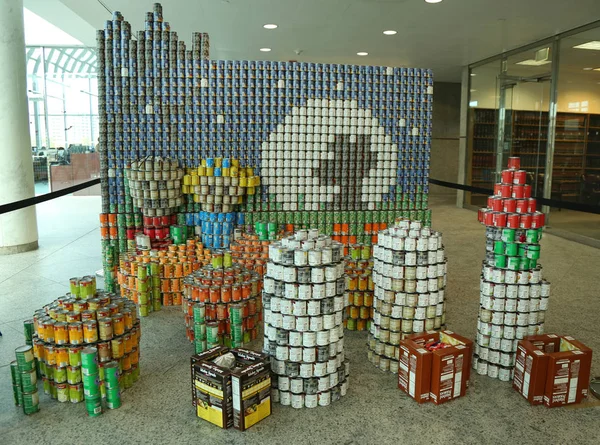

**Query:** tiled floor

left=0, top=194, right=599, bottom=445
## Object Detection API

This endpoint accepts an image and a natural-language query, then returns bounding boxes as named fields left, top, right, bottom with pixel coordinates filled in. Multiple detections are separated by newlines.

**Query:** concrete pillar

left=0, top=0, right=38, bottom=254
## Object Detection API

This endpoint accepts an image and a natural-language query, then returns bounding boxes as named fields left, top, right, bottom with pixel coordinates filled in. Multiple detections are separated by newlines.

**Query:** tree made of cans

left=368, top=218, right=447, bottom=373
left=263, top=229, right=350, bottom=408
left=474, top=156, right=550, bottom=381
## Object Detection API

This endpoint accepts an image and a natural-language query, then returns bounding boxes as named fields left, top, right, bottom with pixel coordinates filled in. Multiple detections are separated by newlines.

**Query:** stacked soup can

left=367, top=219, right=447, bottom=373
left=345, top=243, right=374, bottom=331
left=474, top=157, right=550, bottom=381
left=117, top=241, right=213, bottom=315
left=182, top=255, right=262, bottom=351
left=263, top=229, right=350, bottom=408
left=28, top=283, right=141, bottom=409
left=11, top=346, right=40, bottom=414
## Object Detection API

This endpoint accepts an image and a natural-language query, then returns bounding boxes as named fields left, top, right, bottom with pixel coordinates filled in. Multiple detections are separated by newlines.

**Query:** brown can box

left=513, top=334, right=592, bottom=408
left=398, top=330, right=473, bottom=405
left=190, top=346, right=271, bottom=431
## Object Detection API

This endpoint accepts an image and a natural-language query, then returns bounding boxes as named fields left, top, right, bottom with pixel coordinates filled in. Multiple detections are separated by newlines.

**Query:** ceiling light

left=425, top=0, right=443, bottom=3
left=259, top=48, right=271, bottom=52
left=583, top=67, right=594, bottom=70
left=357, top=52, right=368, bottom=56
left=594, top=68, right=600, bottom=71
left=516, top=59, right=551, bottom=66
left=470, top=89, right=477, bottom=93
left=574, top=41, right=600, bottom=50
left=263, top=24, right=277, bottom=29
left=470, top=73, right=477, bottom=77
left=383, top=30, right=397, bottom=35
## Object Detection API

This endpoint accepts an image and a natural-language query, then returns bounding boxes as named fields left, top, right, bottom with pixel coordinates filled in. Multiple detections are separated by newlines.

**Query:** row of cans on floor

left=12, top=347, right=40, bottom=414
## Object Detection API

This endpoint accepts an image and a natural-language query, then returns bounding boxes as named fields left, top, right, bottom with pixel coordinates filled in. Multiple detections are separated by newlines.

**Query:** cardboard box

left=398, top=330, right=473, bottom=405
left=191, top=346, right=272, bottom=430
left=512, top=335, right=593, bottom=408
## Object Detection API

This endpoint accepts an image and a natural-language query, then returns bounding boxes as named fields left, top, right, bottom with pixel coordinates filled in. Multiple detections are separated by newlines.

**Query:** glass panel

left=466, top=59, right=502, bottom=207
left=547, top=26, right=600, bottom=241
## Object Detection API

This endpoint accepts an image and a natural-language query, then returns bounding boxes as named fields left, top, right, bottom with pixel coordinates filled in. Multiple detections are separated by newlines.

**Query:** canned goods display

left=474, top=157, right=551, bottom=381
left=229, top=224, right=278, bottom=276
left=344, top=244, right=374, bottom=331
left=182, top=263, right=262, bottom=351
left=97, top=3, right=433, bottom=298
left=264, top=229, right=349, bottom=408
left=20, top=275, right=142, bottom=413
left=367, top=218, right=447, bottom=373
left=117, top=239, right=213, bottom=315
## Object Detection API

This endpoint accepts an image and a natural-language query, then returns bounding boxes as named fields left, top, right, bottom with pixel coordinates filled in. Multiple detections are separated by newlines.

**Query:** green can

left=493, top=241, right=505, bottom=254
left=526, top=228, right=542, bottom=243
left=106, top=391, right=122, bottom=409
left=22, top=390, right=40, bottom=415
left=15, top=345, right=35, bottom=372
left=42, top=377, right=51, bottom=395
left=23, top=320, right=34, bottom=345
left=193, top=303, right=205, bottom=323
left=12, top=384, right=22, bottom=406
left=507, top=257, right=520, bottom=270
left=69, top=383, right=84, bottom=403
left=50, top=380, right=57, bottom=399
left=494, top=255, right=507, bottom=268
left=81, top=347, right=98, bottom=372
left=243, top=331, right=251, bottom=344
left=520, top=258, right=531, bottom=270
left=45, top=365, right=54, bottom=381
left=346, top=318, right=357, bottom=331
left=104, top=362, right=120, bottom=389
left=67, top=366, right=81, bottom=384
left=229, top=304, right=244, bottom=325
left=56, top=382, right=69, bottom=403
left=518, top=245, right=527, bottom=258
left=171, top=225, right=184, bottom=245
left=194, top=323, right=206, bottom=340
left=194, top=340, right=207, bottom=354
left=501, top=228, right=515, bottom=243
left=527, top=245, right=540, bottom=260
left=361, top=245, right=371, bottom=260
left=54, top=366, right=67, bottom=383
left=230, top=324, right=243, bottom=343
left=10, top=361, right=20, bottom=386
left=122, top=369, right=133, bottom=389
left=20, top=368, right=37, bottom=392
left=206, top=322, right=219, bottom=344
left=132, top=364, right=140, bottom=383
left=85, top=397, right=103, bottom=417
left=505, top=243, right=518, bottom=257
left=223, top=251, right=233, bottom=268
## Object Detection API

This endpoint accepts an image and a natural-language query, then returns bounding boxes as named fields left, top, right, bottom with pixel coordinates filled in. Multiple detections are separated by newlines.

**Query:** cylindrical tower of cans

left=344, top=243, right=374, bottom=331
left=474, top=157, right=550, bottom=381
left=182, top=254, right=262, bottom=352
left=368, top=219, right=447, bottom=373
left=262, top=229, right=350, bottom=409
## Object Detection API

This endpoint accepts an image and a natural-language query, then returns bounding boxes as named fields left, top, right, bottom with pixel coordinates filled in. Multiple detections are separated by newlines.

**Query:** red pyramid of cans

left=474, top=157, right=551, bottom=381
left=477, top=157, right=545, bottom=230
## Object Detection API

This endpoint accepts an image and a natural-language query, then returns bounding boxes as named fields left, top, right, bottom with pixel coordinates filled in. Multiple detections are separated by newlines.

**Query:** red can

left=513, top=170, right=527, bottom=185
left=515, top=199, right=528, bottom=214
left=501, top=170, right=514, bottom=184
left=494, top=183, right=503, bottom=196
left=520, top=214, right=532, bottom=229
left=487, top=196, right=494, bottom=210
left=161, top=215, right=171, bottom=226
left=506, top=213, right=520, bottom=228
left=512, top=185, right=524, bottom=199
left=155, top=227, right=167, bottom=240
left=483, top=210, right=494, bottom=226
left=153, top=217, right=161, bottom=227
left=491, top=197, right=504, bottom=212
left=500, top=184, right=512, bottom=198
left=144, top=227, right=156, bottom=239
left=126, top=229, right=135, bottom=240
left=143, top=216, right=153, bottom=227
left=171, top=214, right=178, bottom=225
left=523, top=184, right=532, bottom=198
left=531, top=212, right=545, bottom=228
left=507, top=157, right=521, bottom=170
left=527, top=198, right=537, bottom=213
left=478, top=208, right=485, bottom=223
left=493, top=212, right=507, bottom=228
left=503, top=199, right=516, bottom=213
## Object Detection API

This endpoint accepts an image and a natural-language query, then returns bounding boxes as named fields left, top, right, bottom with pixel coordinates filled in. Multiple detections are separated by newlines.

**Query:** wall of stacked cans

left=97, top=4, right=434, bottom=290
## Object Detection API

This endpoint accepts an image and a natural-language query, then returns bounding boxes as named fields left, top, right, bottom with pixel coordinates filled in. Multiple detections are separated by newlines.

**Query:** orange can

left=44, top=344, right=56, bottom=365
left=112, top=313, right=125, bottom=336
left=83, top=320, right=98, bottom=343
left=108, top=213, right=117, bottom=227
left=54, top=322, right=69, bottom=345
left=209, top=286, right=220, bottom=303
left=174, top=263, right=183, bottom=277
left=55, top=346, right=69, bottom=367
left=241, top=283, right=251, bottom=299
left=172, top=278, right=181, bottom=292
left=33, top=338, right=45, bottom=360
left=347, top=274, right=358, bottom=291
left=123, top=333, right=133, bottom=354
left=68, top=322, right=84, bottom=345
left=231, top=285, right=242, bottom=301
left=221, top=285, right=232, bottom=303
left=358, top=275, right=368, bottom=291
left=199, top=285, right=209, bottom=302
left=216, top=303, right=227, bottom=320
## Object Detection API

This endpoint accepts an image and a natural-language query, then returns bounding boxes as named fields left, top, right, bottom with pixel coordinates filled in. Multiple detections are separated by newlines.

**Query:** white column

left=0, top=0, right=38, bottom=254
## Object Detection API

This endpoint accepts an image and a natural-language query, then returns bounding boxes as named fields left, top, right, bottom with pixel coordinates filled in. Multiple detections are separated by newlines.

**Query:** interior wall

left=430, top=82, right=461, bottom=195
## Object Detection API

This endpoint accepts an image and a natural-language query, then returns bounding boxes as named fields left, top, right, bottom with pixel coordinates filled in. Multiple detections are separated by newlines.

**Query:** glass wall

left=26, top=46, right=99, bottom=196
left=465, top=22, right=600, bottom=243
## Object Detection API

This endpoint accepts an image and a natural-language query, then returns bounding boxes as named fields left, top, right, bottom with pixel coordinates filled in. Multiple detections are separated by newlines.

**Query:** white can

left=305, top=394, right=318, bottom=408
left=294, top=250, right=308, bottom=266
left=316, top=330, right=330, bottom=346
left=312, top=283, right=325, bottom=299
left=285, top=283, right=299, bottom=299
left=488, top=336, right=502, bottom=350
left=479, top=346, right=489, bottom=361
left=307, top=300, right=321, bottom=316
left=487, top=363, right=499, bottom=379
left=271, top=313, right=283, bottom=328
left=314, top=362, right=328, bottom=377
left=296, top=317, right=310, bottom=331
left=278, top=376, right=290, bottom=391
left=280, top=391, right=291, bottom=406
left=498, top=366, right=511, bottom=382
left=477, top=360, right=488, bottom=376
left=504, top=312, right=517, bottom=326
left=506, top=285, right=518, bottom=299
left=318, top=390, right=331, bottom=406
left=517, top=299, right=530, bottom=313
left=503, top=325, right=516, bottom=339
left=276, top=346, right=289, bottom=361
left=302, top=331, right=316, bottom=347
left=500, top=338, right=513, bottom=352
left=488, top=349, right=500, bottom=364
left=298, top=284, right=312, bottom=300
left=308, top=249, right=322, bottom=266
left=293, top=300, right=307, bottom=317
left=311, top=268, right=325, bottom=283
left=505, top=299, right=517, bottom=312
left=290, top=347, right=303, bottom=362
left=291, top=393, right=304, bottom=409
left=282, top=315, right=296, bottom=330
left=491, top=311, right=504, bottom=324
left=300, top=363, right=314, bottom=378
left=280, top=299, right=293, bottom=315
left=492, top=298, right=505, bottom=312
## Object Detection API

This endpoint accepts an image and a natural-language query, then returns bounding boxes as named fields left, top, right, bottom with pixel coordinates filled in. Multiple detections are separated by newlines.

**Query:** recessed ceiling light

left=574, top=41, right=600, bottom=50
left=383, top=30, right=397, bottom=35
left=470, top=73, right=477, bottom=77
left=583, top=67, right=594, bottom=70
left=357, top=52, right=368, bottom=56
left=425, top=0, right=443, bottom=3
left=516, top=59, right=551, bottom=66
left=594, top=68, right=600, bottom=71
left=260, top=48, right=271, bottom=52
left=263, top=24, right=277, bottom=29
left=470, top=89, right=477, bottom=93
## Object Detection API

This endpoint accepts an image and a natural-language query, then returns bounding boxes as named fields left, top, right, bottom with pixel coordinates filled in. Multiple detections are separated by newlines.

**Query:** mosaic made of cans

left=473, top=157, right=551, bottom=381
left=21, top=281, right=141, bottom=412
left=182, top=157, right=259, bottom=211
left=96, top=4, right=434, bottom=294
left=367, top=218, right=448, bottom=373
left=118, top=240, right=213, bottom=316
left=263, top=229, right=350, bottom=408
left=182, top=254, right=262, bottom=352
left=345, top=243, right=374, bottom=331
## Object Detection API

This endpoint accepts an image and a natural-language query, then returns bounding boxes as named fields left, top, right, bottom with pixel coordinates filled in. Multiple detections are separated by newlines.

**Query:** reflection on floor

left=0, top=193, right=598, bottom=445
left=546, top=208, right=600, bottom=241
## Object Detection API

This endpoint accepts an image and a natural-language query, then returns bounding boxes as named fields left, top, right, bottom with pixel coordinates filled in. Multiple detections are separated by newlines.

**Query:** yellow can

left=68, top=322, right=84, bottom=345
left=55, top=346, right=69, bottom=368
left=83, top=320, right=98, bottom=343
left=347, top=274, right=358, bottom=291
left=54, top=322, right=69, bottom=345
left=349, top=306, right=359, bottom=319
left=364, top=293, right=374, bottom=308
left=121, top=353, right=131, bottom=371
left=359, top=306, right=371, bottom=320
left=358, top=275, right=368, bottom=291
left=45, top=344, right=56, bottom=365
left=98, top=318, right=113, bottom=341
left=43, top=319, right=55, bottom=343
left=111, top=337, right=124, bottom=359
left=353, top=292, right=364, bottom=307
left=111, top=313, right=125, bottom=337
left=130, top=347, right=139, bottom=365
left=123, top=333, right=132, bottom=354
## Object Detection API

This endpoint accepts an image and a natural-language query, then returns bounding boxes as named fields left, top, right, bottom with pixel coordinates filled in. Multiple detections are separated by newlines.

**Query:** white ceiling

left=25, top=0, right=600, bottom=82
